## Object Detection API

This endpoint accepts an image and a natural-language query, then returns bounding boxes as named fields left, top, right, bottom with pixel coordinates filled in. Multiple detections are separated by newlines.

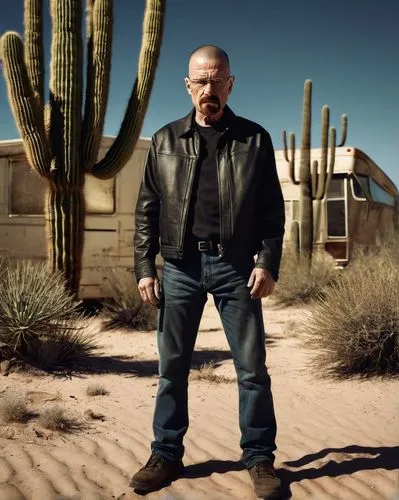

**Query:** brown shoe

left=129, top=453, right=184, bottom=492
left=248, top=460, right=282, bottom=499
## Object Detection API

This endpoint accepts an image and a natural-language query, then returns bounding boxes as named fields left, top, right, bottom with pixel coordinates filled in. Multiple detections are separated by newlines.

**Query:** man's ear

left=228, top=75, right=235, bottom=95
left=184, top=77, right=192, bottom=95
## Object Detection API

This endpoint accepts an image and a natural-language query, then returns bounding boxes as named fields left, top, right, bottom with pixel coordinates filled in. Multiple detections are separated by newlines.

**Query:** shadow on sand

left=162, top=445, right=399, bottom=499
left=278, top=444, right=399, bottom=498
left=73, top=348, right=234, bottom=377
left=184, top=459, right=245, bottom=478
left=83, top=331, right=282, bottom=376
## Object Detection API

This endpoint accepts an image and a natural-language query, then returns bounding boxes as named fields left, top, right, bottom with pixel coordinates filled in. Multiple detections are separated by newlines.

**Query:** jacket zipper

left=219, top=155, right=233, bottom=257
left=178, top=156, right=198, bottom=256
left=216, top=131, right=233, bottom=258
left=216, top=152, right=225, bottom=257
left=178, top=133, right=200, bottom=256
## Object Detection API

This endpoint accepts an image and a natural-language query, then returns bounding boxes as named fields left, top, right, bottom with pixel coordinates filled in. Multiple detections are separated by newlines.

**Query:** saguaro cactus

left=282, top=80, right=347, bottom=264
left=0, top=0, right=165, bottom=296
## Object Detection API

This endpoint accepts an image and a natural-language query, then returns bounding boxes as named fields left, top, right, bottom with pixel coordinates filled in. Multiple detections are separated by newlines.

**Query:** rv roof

left=275, top=146, right=398, bottom=195
left=0, top=139, right=396, bottom=195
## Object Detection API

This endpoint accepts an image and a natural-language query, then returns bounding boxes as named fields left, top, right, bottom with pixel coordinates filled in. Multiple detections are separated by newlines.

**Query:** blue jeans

left=151, top=251, right=277, bottom=469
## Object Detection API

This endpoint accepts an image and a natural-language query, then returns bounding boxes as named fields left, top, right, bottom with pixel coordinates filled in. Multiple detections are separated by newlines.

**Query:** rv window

left=369, top=179, right=395, bottom=207
left=9, top=160, right=115, bottom=215
left=354, top=175, right=371, bottom=199
left=327, top=176, right=345, bottom=199
left=351, top=176, right=367, bottom=199
left=327, top=199, right=346, bottom=237
left=10, top=160, right=46, bottom=215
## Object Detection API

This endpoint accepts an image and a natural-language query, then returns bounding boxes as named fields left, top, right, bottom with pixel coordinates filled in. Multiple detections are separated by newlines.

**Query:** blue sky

left=0, top=0, right=398, bottom=186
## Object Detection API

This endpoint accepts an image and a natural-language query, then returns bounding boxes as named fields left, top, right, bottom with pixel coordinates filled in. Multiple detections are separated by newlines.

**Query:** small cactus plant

left=282, top=80, right=347, bottom=265
left=0, top=0, right=166, bottom=296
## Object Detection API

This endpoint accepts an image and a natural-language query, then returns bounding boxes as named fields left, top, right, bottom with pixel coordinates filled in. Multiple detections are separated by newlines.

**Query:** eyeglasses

left=188, top=76, right=233, bottom=89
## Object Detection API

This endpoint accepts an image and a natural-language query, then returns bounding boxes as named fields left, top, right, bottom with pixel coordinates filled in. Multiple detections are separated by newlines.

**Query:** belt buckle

left=198, top=241, right=212, bottom=252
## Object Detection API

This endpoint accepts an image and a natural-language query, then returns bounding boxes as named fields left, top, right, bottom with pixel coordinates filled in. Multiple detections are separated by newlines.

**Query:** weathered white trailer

left=0, top=136, right=151, bottom=298
left=277, top=147, right=398, bottom=265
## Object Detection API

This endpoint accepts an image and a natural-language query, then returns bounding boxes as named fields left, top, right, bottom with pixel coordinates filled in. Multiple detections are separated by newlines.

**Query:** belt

left=185, top=238, right=225, bottom=256
left=196, top=240, right=221, bottom=253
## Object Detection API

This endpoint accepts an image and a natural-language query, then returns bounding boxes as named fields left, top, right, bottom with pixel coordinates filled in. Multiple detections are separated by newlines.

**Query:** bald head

left=188, top=45, right=230, bottom=74
left=185, top=45, right=234, bottom=125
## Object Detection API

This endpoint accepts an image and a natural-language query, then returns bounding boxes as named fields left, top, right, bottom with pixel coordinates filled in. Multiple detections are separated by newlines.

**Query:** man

left=130, top=45, right=285, bottom=499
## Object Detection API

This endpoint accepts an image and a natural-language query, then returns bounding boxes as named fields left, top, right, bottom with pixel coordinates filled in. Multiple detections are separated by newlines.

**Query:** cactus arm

left=24, top=0, right=44, bottom=112
left=324, top=127, right=336, bottom=199
left=312, top=157, right=322, bottom=242
left=299, top=79, right=311, bottom=185
left=82, top=0, right=113, bottom=171
left=90, top=0, right=166, bottom=179
left=337, top=114, right=347, bottom=147
left=313, top=127, right=336, bottom=244
left=49, top=0, right=83, bottom=186
left=289, top=132, right=298, bottom=185
left=311, top=160, right=318, bottom=198
left=82, top=0, right=95, bottom=167
left=0, top=32, right=51, bottom=177
left=316, top=105, right=330, bottom=199
left=282, top=129, right=289, bottom=162
left=283, top=130, right=299, bottom=185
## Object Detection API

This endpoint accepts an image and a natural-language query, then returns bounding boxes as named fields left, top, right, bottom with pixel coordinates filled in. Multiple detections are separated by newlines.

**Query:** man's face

left=185, top=55, right=234, bottom=118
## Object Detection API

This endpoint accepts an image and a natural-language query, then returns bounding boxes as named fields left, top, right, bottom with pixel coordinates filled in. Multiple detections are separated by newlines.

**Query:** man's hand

left=138, top=276, right=161, bottom=307
left=247, top=268, right=275, bottom=299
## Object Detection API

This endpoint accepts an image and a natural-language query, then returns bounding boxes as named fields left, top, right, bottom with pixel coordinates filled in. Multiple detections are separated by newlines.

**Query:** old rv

left=277, top=147, right=398, bottom=265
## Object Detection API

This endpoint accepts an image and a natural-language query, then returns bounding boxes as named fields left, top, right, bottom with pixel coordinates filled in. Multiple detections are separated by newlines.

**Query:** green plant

left=282, top=80, right=347, bottom=265
left=31, top=318, right=99, bottom=370
left=102, top=268, right=157, bottom=331
left=303, top=244, right=399, bottom=377
left=274, top=245, right=337, bottom=306
left=0, top=259, right=99, bottom=370
left=0, top=0, right=165, bottom=295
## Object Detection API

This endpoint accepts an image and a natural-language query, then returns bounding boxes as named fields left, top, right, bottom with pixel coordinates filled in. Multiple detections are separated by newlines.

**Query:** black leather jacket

left=134, top=106, right=285, bottom=281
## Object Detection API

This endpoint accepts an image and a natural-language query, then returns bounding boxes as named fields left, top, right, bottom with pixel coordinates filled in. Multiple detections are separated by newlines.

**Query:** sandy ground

left=0, top=299, right=398, bottom=500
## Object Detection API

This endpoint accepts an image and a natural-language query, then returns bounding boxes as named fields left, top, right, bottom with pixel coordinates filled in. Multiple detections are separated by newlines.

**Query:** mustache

left=200, top=95, right=220, bottom=105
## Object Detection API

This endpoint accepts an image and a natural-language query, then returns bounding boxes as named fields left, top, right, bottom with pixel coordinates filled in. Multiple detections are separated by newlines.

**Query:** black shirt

left=189, top=120, right=226, bottom=241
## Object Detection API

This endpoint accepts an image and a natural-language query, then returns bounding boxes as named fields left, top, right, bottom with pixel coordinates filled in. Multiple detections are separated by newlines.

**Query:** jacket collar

left=178, top=105, right=238, bottom=138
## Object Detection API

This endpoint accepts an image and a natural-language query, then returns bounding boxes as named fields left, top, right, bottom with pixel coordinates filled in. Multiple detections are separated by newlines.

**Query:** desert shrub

left=303, top=244, right=399, bottom=377
left=190, top=361, right=232, bottom=384
left=348, top=233, right=399, bottom=270
left=0, top=259, right=99, bottom=370
left=28, top=318, right=100, bottom=370
left=86, top=383, right=109, bottom=396
left=102, top=268, right=157, bottom=331
left=274, top=246, right=338, bottom=306
left=0, top=257, right=5, bottom=279
left=0, top=393, right=32, bottom=423
left=38, top=405, right=80, bottom=431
